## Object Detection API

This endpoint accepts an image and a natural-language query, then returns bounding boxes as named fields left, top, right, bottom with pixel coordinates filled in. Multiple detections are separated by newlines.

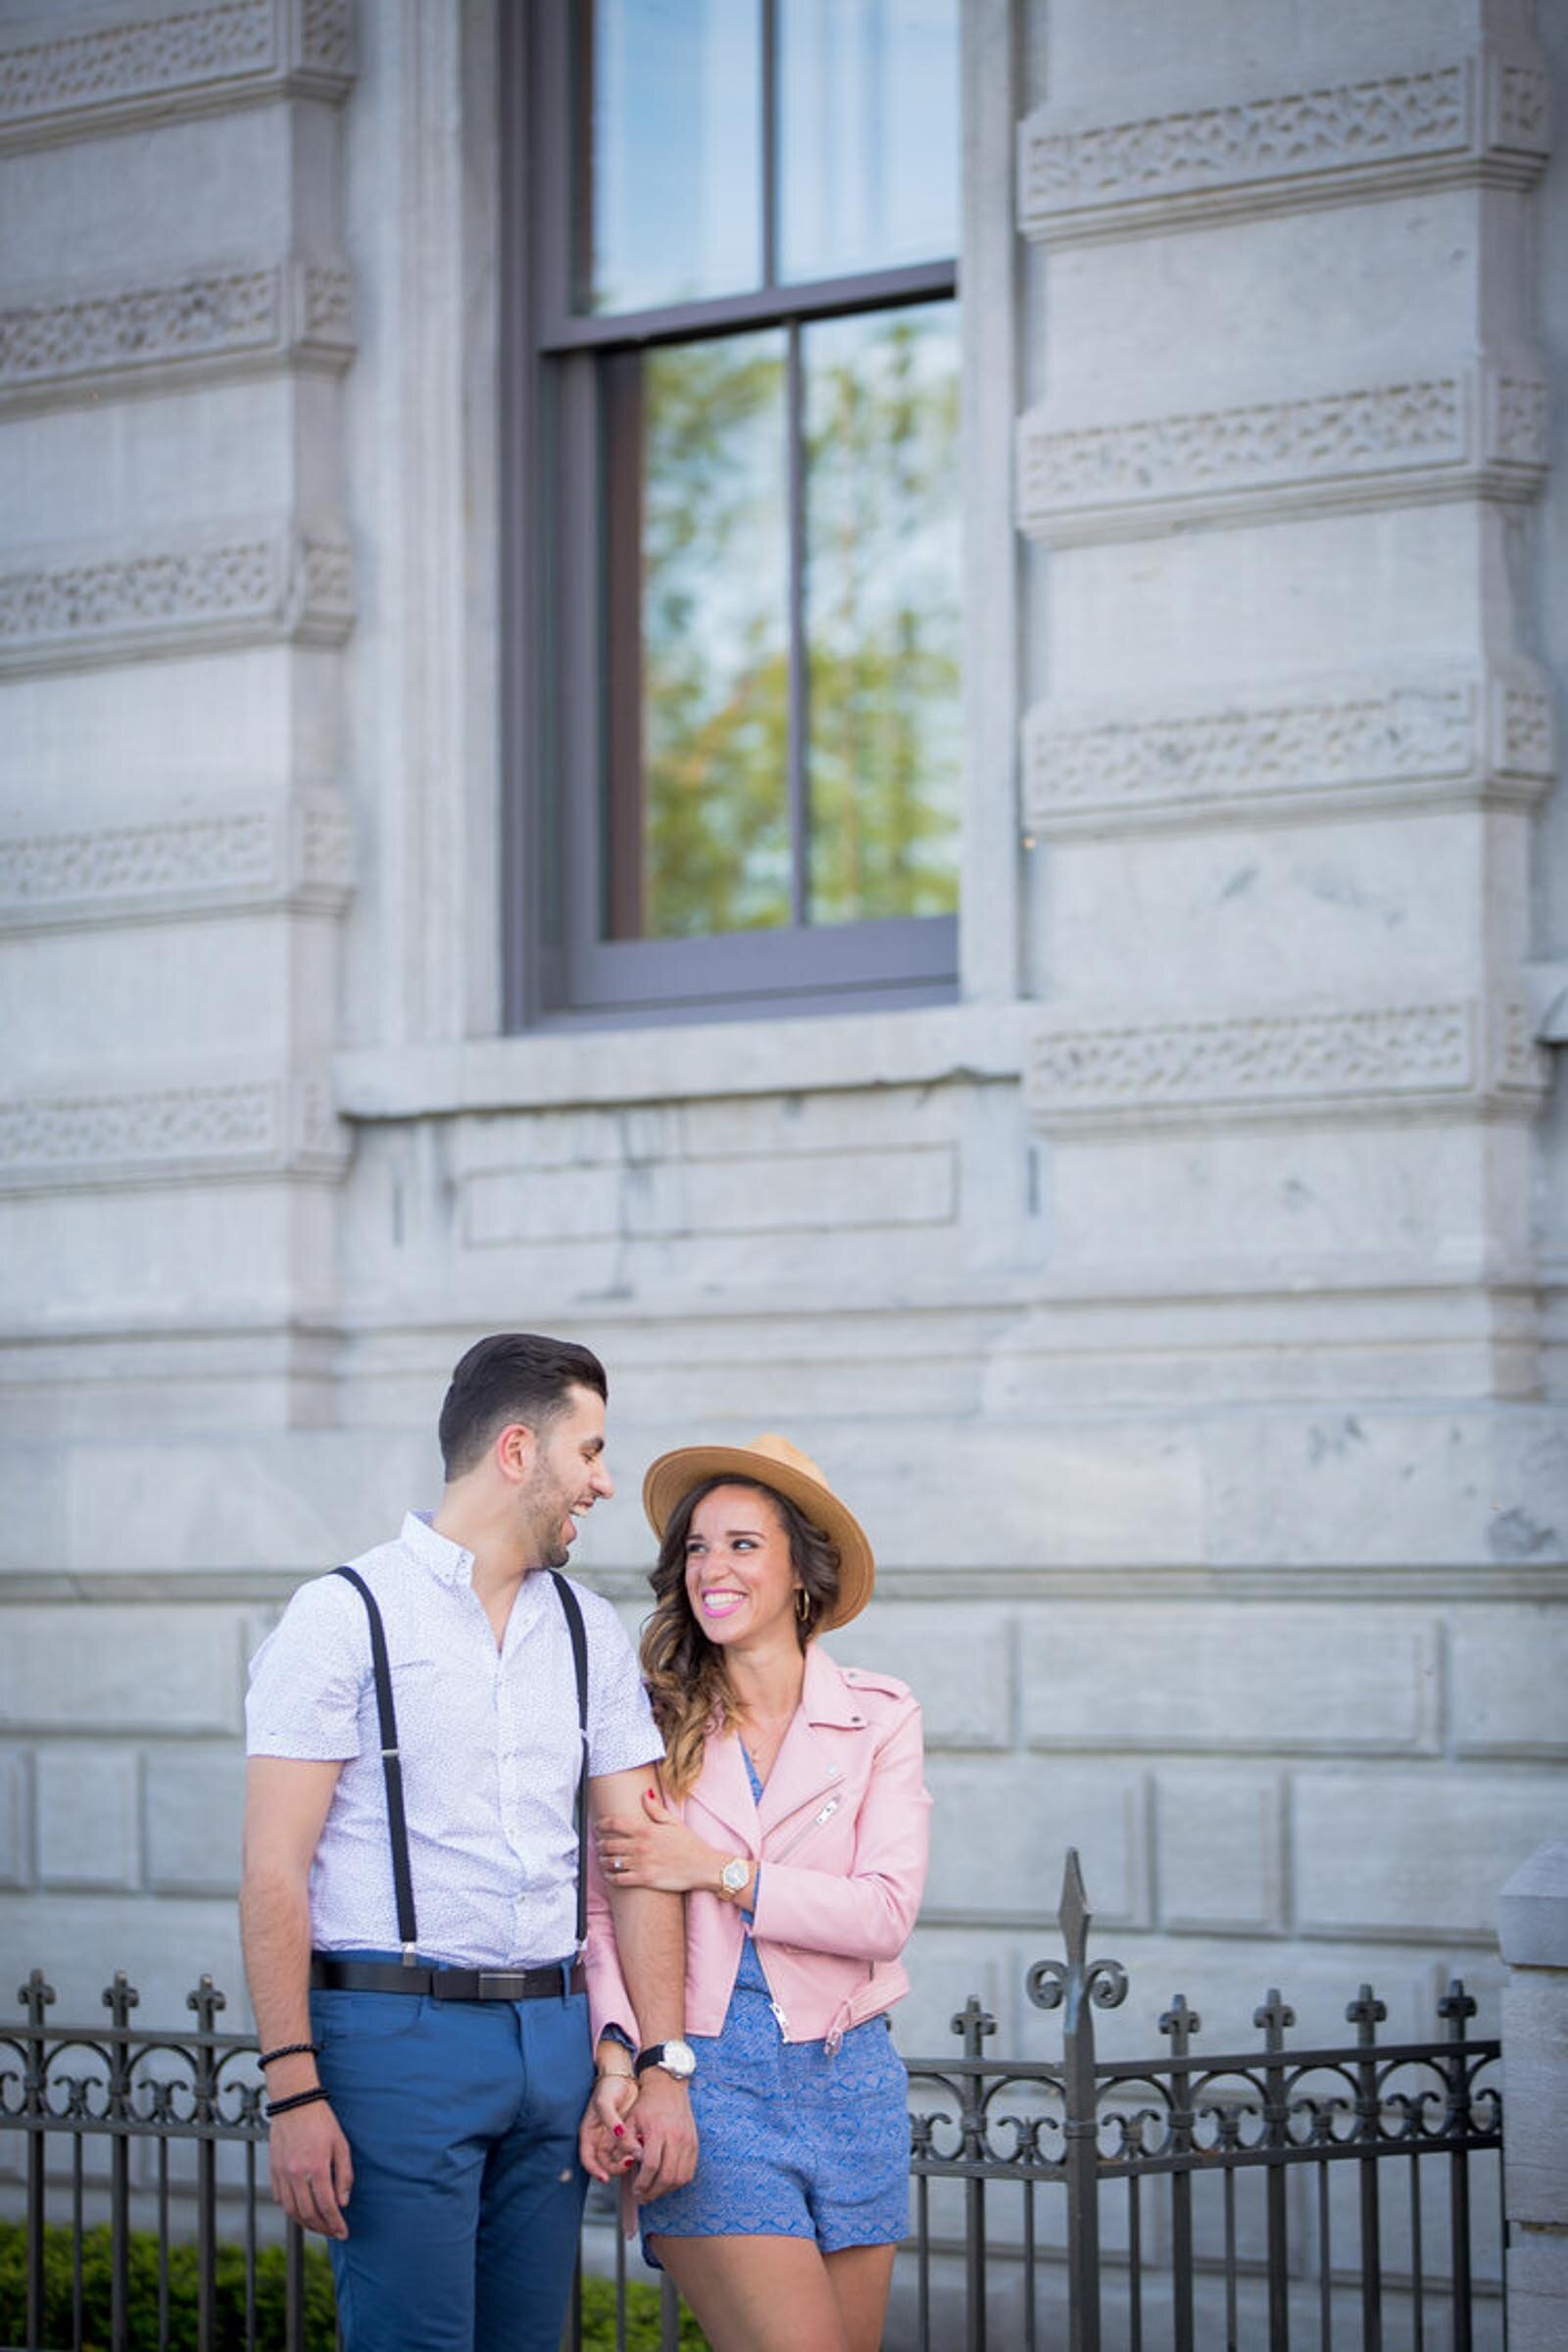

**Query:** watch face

left=662, top=2038, right=697, bottom=2080
left=721, top=1858, right=749, bottom=1895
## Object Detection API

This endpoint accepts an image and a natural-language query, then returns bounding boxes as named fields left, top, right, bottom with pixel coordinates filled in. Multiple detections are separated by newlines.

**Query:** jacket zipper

left=769, top=1793, right=842, bottom=1864
left=747, top=1771, right=852, bottom=2041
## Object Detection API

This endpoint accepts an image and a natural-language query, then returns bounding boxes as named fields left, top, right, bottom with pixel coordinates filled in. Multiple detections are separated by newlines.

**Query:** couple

left=240, top=1332, right=930, bottom=2352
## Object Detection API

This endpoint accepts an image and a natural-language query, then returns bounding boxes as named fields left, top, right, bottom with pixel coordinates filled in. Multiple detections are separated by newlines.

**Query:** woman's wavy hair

left=640, top=1475, right=842, bottom=1798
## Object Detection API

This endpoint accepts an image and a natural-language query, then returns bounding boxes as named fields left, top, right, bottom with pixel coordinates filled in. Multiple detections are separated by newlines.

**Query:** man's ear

left=493, top=1420, right=538, bottom=1486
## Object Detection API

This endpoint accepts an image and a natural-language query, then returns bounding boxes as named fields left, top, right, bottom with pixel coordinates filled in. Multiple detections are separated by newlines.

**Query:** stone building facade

left=1, top=0, right=1564, bottom=2165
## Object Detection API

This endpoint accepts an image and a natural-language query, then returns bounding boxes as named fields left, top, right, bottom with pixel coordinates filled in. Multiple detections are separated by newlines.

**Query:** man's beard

left=522, top=1475, right=572, bottom=1569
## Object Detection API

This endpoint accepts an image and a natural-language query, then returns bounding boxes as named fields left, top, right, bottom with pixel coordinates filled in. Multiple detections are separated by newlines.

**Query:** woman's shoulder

left=813, top=1646, right=921, bottom=1719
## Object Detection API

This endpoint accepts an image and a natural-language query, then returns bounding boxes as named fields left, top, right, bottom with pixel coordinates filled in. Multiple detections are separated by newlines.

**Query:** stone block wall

left=0, top=0, right=1563, bottom=2156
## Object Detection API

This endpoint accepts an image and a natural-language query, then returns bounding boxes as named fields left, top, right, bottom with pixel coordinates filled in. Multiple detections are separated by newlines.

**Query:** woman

left=582, top=1434, right=930, bottom=2352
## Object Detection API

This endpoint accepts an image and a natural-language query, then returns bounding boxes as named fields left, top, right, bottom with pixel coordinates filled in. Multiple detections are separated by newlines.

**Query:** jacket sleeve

left=750, top=1699, right=931, bottom=1963
left=583, top=1840, right=641, bottom=2050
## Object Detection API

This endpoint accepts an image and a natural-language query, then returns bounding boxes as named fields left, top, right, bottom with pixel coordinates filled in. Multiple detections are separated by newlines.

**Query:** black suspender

left=548, top=1569, right=591, bottom=1949
left=334, top=1564, right=418, bottom=1961
left=332, top=1564, right=592, bottom=1960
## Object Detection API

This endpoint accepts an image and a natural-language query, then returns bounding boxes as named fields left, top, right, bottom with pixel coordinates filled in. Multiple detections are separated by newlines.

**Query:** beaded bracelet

left=259, top=2040, right=320, bottom=2069
left=265, top=2084, right=330, bottom=2119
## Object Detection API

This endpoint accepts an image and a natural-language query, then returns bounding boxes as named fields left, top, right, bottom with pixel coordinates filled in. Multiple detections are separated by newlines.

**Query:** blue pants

left=310, top=1958, right=593, bottom=2352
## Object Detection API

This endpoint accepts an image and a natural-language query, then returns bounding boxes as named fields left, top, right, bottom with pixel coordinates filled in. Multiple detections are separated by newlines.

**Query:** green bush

left=0, top=2220, right=706, bottom=2350
left=0, top=2219, right=337, bottom=2350
left=580, top=2271, right=710, bottom=2349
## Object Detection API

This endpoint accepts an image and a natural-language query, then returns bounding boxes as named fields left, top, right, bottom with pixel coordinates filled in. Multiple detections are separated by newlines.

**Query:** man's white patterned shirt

left=245, top=1511, right=662, bottom=1967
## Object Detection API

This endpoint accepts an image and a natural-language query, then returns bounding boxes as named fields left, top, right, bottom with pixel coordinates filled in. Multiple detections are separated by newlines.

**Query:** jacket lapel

left=758, top=1645, right=862, bottom=1834
left=692, top=1725, right=760, bottom=1852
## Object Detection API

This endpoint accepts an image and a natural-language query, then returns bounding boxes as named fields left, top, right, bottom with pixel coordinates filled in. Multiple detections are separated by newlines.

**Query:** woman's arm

left=750, top=1701, right=931, bottom=1963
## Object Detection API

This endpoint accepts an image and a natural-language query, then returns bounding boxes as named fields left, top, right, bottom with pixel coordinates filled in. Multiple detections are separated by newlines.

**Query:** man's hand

left=628, top=2069, right=698, bottom=2200
left=268, top=2098, right=354, bottom=2238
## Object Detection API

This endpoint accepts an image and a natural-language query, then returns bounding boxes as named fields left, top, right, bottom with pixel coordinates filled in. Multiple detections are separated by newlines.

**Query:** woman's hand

left=579, top=2058, right=641, bottom=2183
left=596, top=1786, right=723, bottom=1893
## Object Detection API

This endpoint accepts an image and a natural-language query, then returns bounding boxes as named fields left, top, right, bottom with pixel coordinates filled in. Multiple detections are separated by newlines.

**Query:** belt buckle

left=476, top=1972, right=514, bottom=2001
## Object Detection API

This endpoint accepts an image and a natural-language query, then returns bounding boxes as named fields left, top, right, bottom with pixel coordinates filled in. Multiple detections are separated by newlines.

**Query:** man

left=240, top=1333, right=697, bottom=2352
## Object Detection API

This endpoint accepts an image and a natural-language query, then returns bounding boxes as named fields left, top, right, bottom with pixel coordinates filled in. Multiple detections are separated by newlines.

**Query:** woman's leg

left=824, top=2243, right=898, bottom=2352
left=649, top=2234, right=851, bottom=2352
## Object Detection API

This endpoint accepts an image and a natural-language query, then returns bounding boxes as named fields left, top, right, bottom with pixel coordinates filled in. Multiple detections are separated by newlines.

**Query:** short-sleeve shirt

left=246, top=1511, right=662, bottom=1968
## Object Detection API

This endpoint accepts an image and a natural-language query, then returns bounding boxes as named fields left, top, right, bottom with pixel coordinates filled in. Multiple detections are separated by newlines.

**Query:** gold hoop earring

left=796, top=1589, right=810, bottom=1625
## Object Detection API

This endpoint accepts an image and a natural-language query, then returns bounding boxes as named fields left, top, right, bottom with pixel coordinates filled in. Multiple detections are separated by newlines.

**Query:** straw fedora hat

left=642, top=1433, right=875, bottom=1631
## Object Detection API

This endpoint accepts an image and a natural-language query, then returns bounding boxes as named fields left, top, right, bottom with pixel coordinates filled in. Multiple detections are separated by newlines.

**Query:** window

left=506, top=0, right=961, bottom=1024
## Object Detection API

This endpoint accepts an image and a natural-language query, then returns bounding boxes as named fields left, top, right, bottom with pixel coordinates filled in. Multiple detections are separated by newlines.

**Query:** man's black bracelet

left=265, top=2084, right=329, bottom=2119
left=259, top=2041, right=320, bottom=2069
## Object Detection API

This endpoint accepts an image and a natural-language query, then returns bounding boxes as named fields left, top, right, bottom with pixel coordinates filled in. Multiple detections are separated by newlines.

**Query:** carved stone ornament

left=1018, top=364, right=1549, bottom=544
left=0, top=0, right=353, bottom=151
left=0, top=526, right=354, bottom=675
left=1020, top=51, right=1550, bottom=243
left=1026, top=1001, right=1548, bottom=1136
left=0, top=258, right=354, bottom=411
left=0, top=1070, right=350, bottom=1190
left=1022, top=670, right=1555, bottom=836
left=0, top=786, right=354, bottom=931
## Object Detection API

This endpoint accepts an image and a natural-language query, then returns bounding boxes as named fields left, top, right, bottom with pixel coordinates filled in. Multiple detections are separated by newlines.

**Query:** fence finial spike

left=103, top=1972, right=140, bottom=2027
left=19, top=1969, right=55, bottom=2025
left=1159, top=1989, right=1200, bottom=2053
left=1438, top=1979, right=1478, bottom=2036
left=187, top=1975, right=226, bottom=2034
left=1057, top=1846, right=1090, bottom=1968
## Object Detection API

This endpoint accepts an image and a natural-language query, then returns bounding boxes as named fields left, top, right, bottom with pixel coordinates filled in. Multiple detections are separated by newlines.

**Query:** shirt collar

left=401, top=1509, right=476, bottom=1589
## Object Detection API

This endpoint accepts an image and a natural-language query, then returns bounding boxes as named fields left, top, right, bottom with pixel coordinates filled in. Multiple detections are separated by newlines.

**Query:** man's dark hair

left=438, top=1333, right=609, bottom=1481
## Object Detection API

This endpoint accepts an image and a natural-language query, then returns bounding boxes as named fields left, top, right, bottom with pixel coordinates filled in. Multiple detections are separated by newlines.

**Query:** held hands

left=268, top=2098, right=353, bottom=2239
left=579, top=2064, right=639, bottom=2184
left=596, top=1786, right=721, bottom=1894
left=577, top=2065, right=699, bottom=2200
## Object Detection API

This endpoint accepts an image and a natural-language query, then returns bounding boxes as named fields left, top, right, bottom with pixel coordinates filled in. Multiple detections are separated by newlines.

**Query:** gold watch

left=717, top=1856, right=751, bottom=1902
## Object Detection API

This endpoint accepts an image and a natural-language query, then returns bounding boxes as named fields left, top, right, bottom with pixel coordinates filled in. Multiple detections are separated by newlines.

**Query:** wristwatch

left=634, top=2038, right=697, bottom=2082
left=716, top=1856, right=751, bottom=1902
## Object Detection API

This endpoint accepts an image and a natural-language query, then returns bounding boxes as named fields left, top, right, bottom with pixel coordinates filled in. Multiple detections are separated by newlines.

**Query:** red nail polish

left=612, top=2125, right=624, bottom=2137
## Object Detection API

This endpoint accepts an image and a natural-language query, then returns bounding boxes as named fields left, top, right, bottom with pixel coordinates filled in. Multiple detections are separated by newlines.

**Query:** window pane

left=778, top=0, right=959, bottom=283
left=608, top=331, right=790, bottom=939
left=805, top=304, right=960, bottom=927
left=585, top=0, right=762, bottom=315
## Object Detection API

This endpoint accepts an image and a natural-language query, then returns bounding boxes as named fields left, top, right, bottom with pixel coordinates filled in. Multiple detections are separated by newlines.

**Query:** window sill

left=334, top=1000, right=1028, bottom=1123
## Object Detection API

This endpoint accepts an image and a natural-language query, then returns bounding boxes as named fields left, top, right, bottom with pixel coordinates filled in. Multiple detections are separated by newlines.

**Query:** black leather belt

left=311, top=1955, right=585, bottom=2001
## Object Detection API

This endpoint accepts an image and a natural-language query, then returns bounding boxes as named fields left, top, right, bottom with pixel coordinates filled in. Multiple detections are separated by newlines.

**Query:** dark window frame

left=502, top=0, right=960, bottom=1030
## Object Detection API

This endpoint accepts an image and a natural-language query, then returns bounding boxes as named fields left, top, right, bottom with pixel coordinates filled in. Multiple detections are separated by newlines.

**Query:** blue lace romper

left=639, top=1746, right=909, bottom=2258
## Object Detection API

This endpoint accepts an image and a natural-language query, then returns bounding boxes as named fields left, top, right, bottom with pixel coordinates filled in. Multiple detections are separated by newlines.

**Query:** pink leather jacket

left=586, top=1642, right=930, bottom=2054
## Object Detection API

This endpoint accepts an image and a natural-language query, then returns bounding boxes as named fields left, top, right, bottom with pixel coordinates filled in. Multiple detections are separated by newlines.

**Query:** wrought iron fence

left=900, top=1853, right=1505, bottom=2352
left=2, top=1850, right=1505, bottom=2352
left=0, top=1967, right=312, bottom=2352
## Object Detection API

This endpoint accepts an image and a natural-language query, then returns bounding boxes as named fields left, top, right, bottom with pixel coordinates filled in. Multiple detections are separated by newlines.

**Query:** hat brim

left=642, top=1444, right=875, bottom=1631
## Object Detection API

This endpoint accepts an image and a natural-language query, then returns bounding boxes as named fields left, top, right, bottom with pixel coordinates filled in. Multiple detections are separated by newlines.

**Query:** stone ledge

left=0, top=523, right=354, bottom=676
left=6, top=1562, right=1568, bottom=1604
left=1019, top=51, right=1550, bottom=245
left=0, top=1067, right=350, bottom=1192
left=0, top=785, right=354, bottom=932
left=1018, top=364, right=1548, bottom=545
left=1022, top=666, right=1555, bottom=838
left=1026, top=998, right=1549, bottom=1136
left=0, top=257, right=355, bottom=413
left=335, top=1002, right=1030, bottom=1121
left=0, top=0, right=353, bottom=154
left=1498, top=1840, right=1568, bottom=1967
